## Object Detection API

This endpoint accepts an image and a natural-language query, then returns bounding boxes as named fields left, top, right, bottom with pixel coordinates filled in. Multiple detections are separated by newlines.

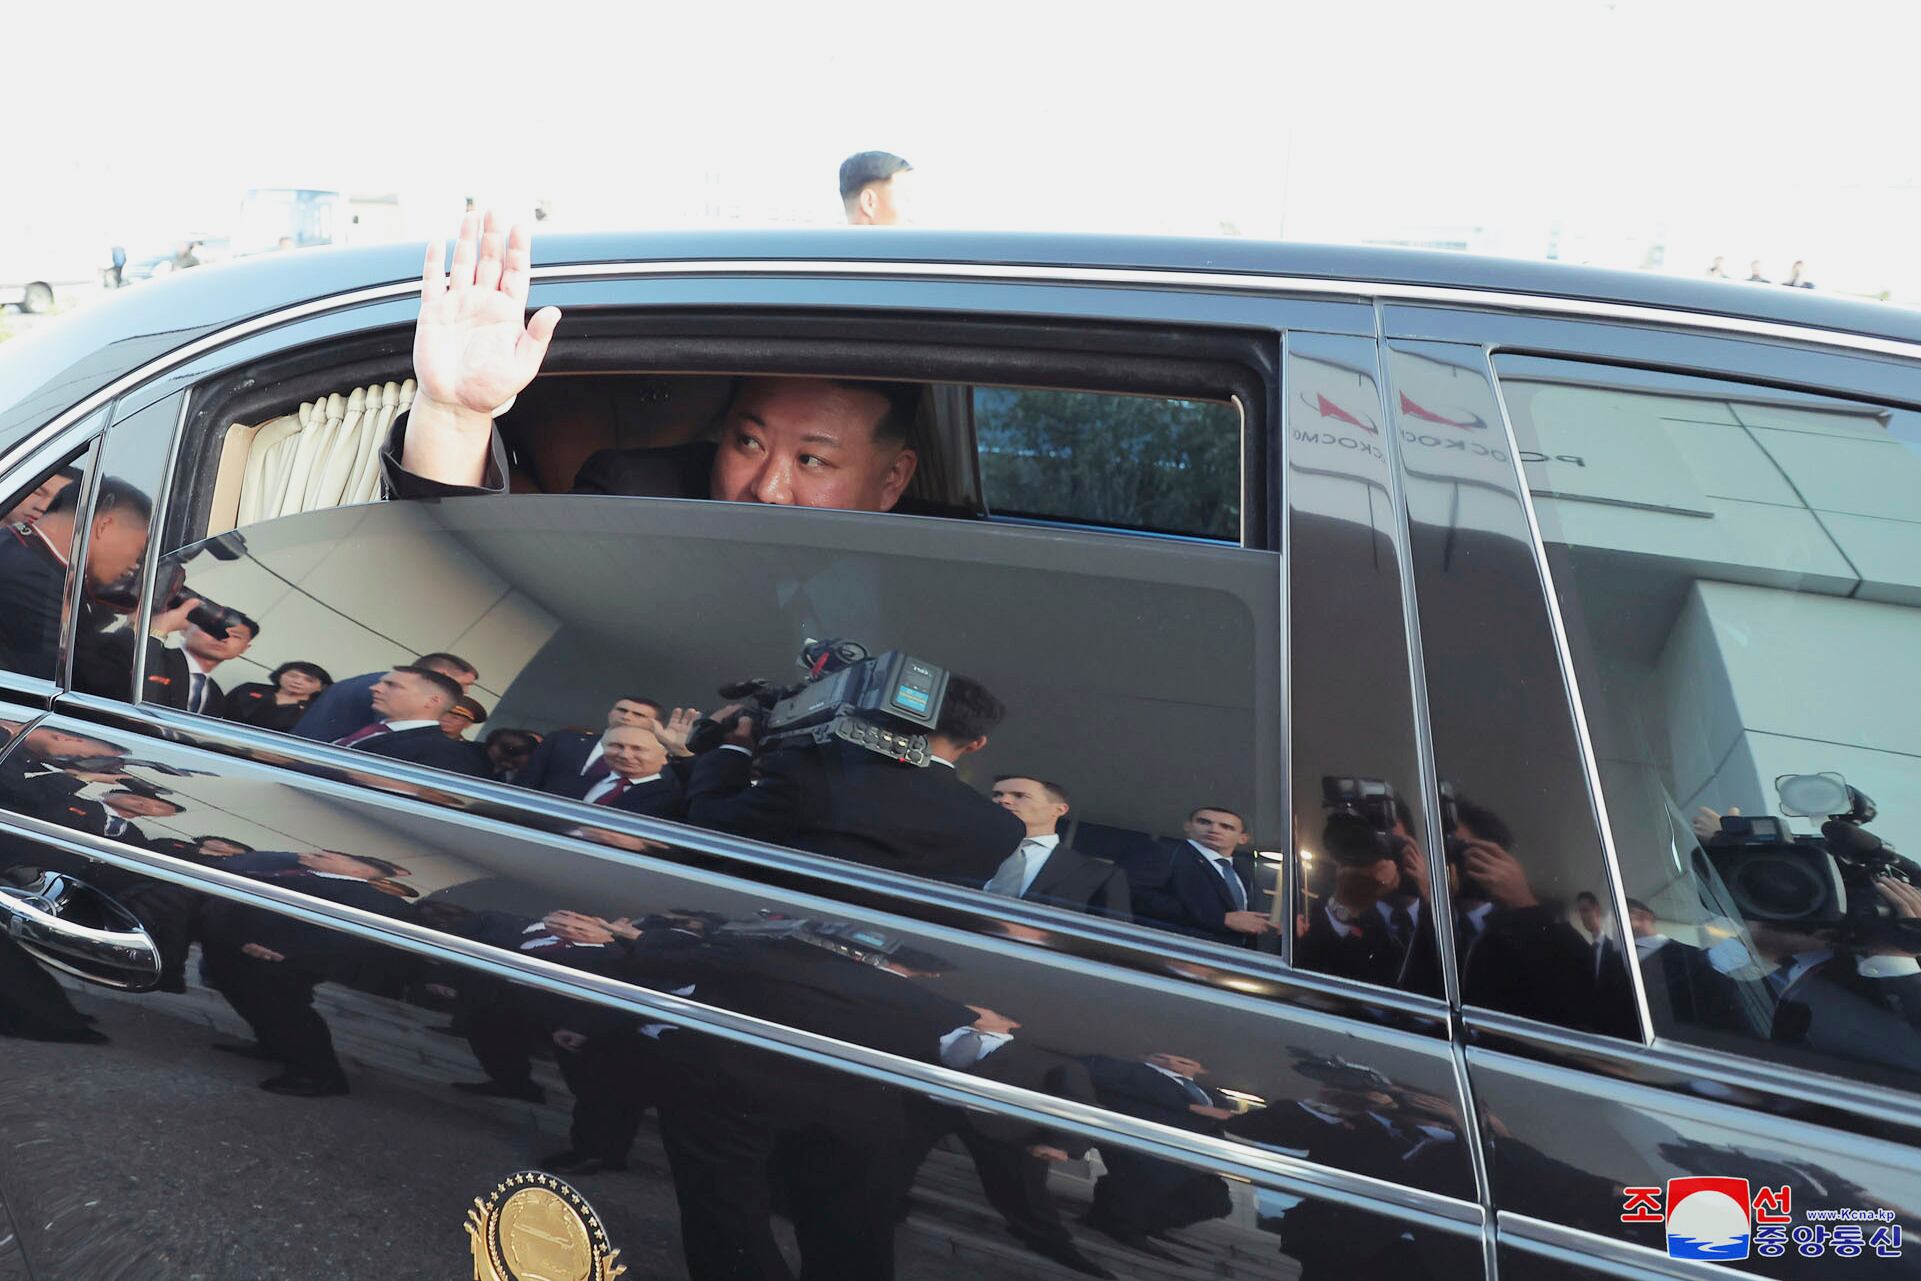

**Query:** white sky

left=7, top=0, right=1921, bottom=296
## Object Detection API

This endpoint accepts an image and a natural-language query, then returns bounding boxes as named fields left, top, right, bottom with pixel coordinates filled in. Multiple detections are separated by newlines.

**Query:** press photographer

left=1295, top=777, right=1441, bottom=993
left=681, top=640, right=1024, bottom=883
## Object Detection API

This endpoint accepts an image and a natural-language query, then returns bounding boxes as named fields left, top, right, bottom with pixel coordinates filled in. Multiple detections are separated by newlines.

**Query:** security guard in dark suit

left=328, top=667, right=489, bottom=776
left=982, top=776, right=1130, bottom=919
left=198, top=851, right=410, bottom=1096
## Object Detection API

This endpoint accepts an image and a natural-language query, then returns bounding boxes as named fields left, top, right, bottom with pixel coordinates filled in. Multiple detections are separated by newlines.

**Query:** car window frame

left=57, top=265, right=1475, bottom=1032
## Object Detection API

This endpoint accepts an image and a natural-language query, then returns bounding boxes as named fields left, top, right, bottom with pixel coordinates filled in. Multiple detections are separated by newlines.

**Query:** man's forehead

left=735, top=378, right=888, bottom=436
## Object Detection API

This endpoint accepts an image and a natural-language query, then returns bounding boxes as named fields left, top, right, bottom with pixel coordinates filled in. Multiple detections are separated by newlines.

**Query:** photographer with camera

left=683, top=669, right=1024, bottom=885
left=1691, top=784, right=1921, bottom=1067
left=1295, top=785, right=1440, bottom=994
left=0, top=477, right=150, bottom=687
left=141, top=610, right=259, bottom=717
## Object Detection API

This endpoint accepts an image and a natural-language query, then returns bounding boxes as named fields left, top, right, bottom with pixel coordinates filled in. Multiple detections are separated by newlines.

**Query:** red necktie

left=592, top=777, right=634, bottom=806
left=333, top=723, right=393, bottom=747
left=582, top=756, right=613, bottom=784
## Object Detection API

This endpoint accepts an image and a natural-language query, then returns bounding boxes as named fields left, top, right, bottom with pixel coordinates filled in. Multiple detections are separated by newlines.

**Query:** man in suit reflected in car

left=1128, top=807, right=1278, bottom=947
left=682, top=673, right=1025, bottom=886
left=329, top=667, right=488, bottom=776
left=198, top=849, right=412, bottom=1096
left=541, top=724, right=683, bottom=818
left=1078, top=1051, right=1236, bottom=1255
left=984, top=776, right=1130, bottom=920
left=517, top=695, right=666, bottom=792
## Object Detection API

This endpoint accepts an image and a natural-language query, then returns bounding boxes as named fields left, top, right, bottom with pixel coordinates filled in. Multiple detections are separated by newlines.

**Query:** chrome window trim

left=1467, top=1005, right=1921, bottom=1138
left=1477, top=342, right=1657, bottom=1046
left=61, top=691, right=1455, bottom=1032
left=11, top=256, right=1921, bottom=497
left=124, top=390, right=193, bottom=703
left=1499, top=1212, right=1752, bottom=1281
left=0, top=789, right=1483, bottom=1232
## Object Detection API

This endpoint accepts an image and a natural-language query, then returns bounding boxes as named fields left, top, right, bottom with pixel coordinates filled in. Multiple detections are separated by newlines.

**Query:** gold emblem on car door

left=465, top=1171, right=625, bottom=1281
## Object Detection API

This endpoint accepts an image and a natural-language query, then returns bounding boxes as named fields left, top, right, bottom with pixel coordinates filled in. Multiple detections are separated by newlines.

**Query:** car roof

left=6, top=229, right=1919, bottom=454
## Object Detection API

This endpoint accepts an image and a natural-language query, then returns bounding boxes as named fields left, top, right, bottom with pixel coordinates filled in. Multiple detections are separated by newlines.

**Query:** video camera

left=93, top=533, right=253, bottom=638
left=1321, top=776, right=1407, bottom=866
left=1700, top=772, right=1921, bottom=950
left=688, top=638, right=949, bottom=766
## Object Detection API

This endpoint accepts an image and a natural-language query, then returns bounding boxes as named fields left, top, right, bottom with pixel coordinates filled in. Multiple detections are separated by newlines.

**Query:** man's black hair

left=1188, top=805, right=1247, bottom=829
left=227, top=611, right=261, bottom=640
left=1575, top=890, right=1601, bottom=907
left=1452, top=796, right=1513, bottom=848
left=49, top=475, right=152, bottom=524
left=994, top=774, right=1070, bottom=807
left=413, top=651, right=477, bottom=679
left=732, top=377, right=920, bottom=446
left=484, top=727, right=538, bottom=752
left=618, top=695, right=664, bottom=713
left=395, top=665, right=464, bottom=704
left=271, top=660, right=334, bottom=687
left=1625, top=897, right=1652, bottom=915
left=839, top=150, right=912, bottom=201
left=934, top=673, right=1005, bottom=743
left=195, top=835, right=255, bottom=852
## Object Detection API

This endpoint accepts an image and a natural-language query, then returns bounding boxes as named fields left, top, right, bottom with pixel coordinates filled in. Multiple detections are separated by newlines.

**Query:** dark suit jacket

left=1079, top=1054, right=1229, bottom=1135
left=199, top=869, right=404, bottom=975
left=290, top=671, right=383, bottom=741
left=346, top=724, right=489, bottom=777
left=966, top=1040, right=1100, bottom=1156
left=1640, top=937, right=1753, bottom=1037
left=1128, top=840, right=1260, bottom=945
left=1294, top=898, right=1443, bottom=996
left=518, top=728, right=602, bottom=793
left=221, top=682, right=313, bottom=733
left=0, top=524, right=68, bottom=677
left=1020, top=843, right=1131, bottom=920
left=142, top=643, right=226, bottom=717
left=684, top=743, right=1024, bottom=885
left=47, top=798, right=148, bottom=846
left=546, top=767, right=684, bottom=818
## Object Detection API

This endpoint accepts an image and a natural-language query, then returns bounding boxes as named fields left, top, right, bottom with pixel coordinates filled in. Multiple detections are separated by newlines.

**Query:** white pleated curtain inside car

left=224, top=380, right=414, bottom=530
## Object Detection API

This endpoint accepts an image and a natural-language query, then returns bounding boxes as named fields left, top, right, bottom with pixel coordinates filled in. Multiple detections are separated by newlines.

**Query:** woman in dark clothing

left=222, top=661, right=333, bottom=733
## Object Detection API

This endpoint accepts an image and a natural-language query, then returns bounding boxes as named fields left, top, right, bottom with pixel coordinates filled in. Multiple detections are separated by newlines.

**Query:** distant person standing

left=1705, top=256, right=1728, bottom=279
left=1746, top=259, right=1769, bottom=283
left=107, top=245, right=127, bottom=288
left=170, top=240, right=202, bottom=271
left=1782, top=260, right=1814, bottom=288
left=839, top=150, right=914, bottom=225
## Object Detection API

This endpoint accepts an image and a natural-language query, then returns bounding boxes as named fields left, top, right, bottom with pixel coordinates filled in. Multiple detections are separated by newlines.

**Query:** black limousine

left=0, top=227, right=1914, bottom=1281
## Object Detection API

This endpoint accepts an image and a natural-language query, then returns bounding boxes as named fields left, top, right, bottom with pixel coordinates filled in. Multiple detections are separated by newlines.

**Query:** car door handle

left=0, top=871, right=162, bottom=991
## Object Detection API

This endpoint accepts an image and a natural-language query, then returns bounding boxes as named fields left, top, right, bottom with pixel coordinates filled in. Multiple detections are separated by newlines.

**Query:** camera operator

left=1296, top=796, right=1441, bottom=994
left=1445, top=797, right=1632, bottom=1035
left=143, top=612, right=259, bottom=717
left=682, top=672, right=1025, bottom=885
left=1744, top=888, right=1921, bottom=1063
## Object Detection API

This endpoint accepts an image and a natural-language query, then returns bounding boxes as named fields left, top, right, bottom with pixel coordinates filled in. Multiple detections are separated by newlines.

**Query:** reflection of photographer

left=1695, top=774, right=1921, bottom=1061
left=682, top=670, right=1025, bottom=884
left=141, top=607, right=258, bottom=717
left=1296, top=778, right=1440, bottom=994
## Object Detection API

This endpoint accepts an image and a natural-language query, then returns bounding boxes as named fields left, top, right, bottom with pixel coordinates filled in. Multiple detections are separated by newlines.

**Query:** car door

left=1380, top=297, right=1921, bottom=1281
left=0, top=255, right=1493, bottom=1280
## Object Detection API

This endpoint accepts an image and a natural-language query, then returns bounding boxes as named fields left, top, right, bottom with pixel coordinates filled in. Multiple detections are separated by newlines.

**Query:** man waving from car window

left=384, top=212, right=920, bottom=512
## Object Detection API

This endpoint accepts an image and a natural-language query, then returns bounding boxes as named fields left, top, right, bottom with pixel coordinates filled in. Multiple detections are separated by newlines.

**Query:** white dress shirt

left=986, top=833, right=1059, bottom=898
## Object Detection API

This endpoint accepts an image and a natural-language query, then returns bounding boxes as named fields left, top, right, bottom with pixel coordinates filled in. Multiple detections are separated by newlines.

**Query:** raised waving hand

left=403, top=211, right=561, bottom=486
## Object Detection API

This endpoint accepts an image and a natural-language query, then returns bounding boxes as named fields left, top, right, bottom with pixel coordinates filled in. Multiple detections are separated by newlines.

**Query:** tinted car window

left=1497, top=353, right=1921, bottom=1085
left=1390, top=342, right=1637, bottom=1037
left=154, top=491, right=1283, bottom=954
left=0, top=443, right=95, bottom=683
left=974, top=387, right=1242, bottom=539
left=1284, top=333, right=1443, bottom=996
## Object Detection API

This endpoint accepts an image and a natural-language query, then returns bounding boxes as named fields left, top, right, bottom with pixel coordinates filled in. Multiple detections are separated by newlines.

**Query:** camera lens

left=1730, top=854, right=1827, bottom=921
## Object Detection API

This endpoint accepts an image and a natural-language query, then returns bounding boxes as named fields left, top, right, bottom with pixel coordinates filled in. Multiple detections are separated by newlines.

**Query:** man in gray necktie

left=983, top=776, right=1132, bottom=919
